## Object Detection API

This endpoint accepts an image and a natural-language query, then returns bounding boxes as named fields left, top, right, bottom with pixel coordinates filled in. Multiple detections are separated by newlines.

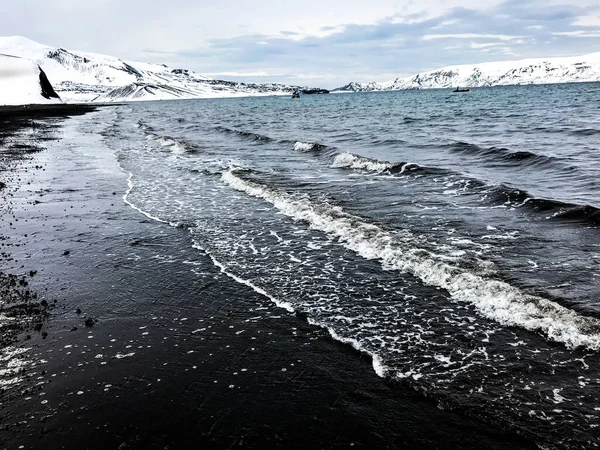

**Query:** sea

left=12, top=83, right=600, bottom=448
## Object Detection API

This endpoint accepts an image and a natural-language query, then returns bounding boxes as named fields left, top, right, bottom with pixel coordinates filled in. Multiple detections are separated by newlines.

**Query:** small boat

left=453, top=87, right=470, bottom=93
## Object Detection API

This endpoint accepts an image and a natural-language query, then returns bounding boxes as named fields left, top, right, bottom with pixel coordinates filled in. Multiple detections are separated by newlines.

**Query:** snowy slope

left=93, top=80, right=305, bottom=102
left=336, top=53, right=600, bottom=91
left=0, top=54, right=61, bottom=106
left=0, top=36, right=307, bottom=102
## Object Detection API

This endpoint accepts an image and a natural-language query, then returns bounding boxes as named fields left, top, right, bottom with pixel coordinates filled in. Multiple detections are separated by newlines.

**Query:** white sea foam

left=399, top=162, right=418, bottom=174
left=171, top=142, right=189, bottom=154
left=0, top=346, right=31, bottom=389
left=194, top=242, right=295, bottom=313
left=140, top=127, right=194, bottom=154
left=222, top=167, right=600, bottom=350
left=119, top=164, right=169, bottom=224
left=331, top=152, right=394, bottom=172
left=293, top=141, right=316, bottom=151
left=307, top=317, right=389, bottom=377
left=158, top=137, right=175, bottom=147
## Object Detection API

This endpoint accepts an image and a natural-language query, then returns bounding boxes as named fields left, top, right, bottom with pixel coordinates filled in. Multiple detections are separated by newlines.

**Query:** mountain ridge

left=0, top=36, right=317, bottom=102
left=335, top=52, right=600, bottom=92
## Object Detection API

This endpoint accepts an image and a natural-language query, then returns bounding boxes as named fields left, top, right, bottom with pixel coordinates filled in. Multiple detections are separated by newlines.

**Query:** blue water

left=96, top=84, right=600, bottom=448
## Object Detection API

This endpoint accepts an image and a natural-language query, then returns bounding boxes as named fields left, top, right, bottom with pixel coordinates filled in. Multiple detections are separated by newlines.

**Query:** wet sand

left=0, top=106, right=539, bottom=449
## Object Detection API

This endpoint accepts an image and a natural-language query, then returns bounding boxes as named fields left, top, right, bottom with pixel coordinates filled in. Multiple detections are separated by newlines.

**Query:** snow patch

left=0, top=54, right=61, bottom=105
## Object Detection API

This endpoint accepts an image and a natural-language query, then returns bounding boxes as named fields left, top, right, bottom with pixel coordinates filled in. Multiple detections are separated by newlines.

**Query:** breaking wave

left=293, top=141, right=326, bottom=152
left=332, top=152, right=397, bottom=172
left=136, top=121, right=199, bottom=154
left=222, top=166, right=600, bottom=350
left=144, top=133, right=199, bottom=154
left=331, top=152, right=448, bottom=176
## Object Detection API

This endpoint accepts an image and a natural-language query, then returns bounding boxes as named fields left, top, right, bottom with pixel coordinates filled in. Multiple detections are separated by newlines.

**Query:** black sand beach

left=0, top=106, right=540, bottom=449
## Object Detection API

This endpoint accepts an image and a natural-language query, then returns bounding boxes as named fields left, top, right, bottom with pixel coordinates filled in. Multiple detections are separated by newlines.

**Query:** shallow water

left=92, top=85, right=600, bottom=448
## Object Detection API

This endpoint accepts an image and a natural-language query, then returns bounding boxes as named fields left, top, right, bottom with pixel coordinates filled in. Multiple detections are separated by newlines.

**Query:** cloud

left=153, top=0, right=599, bottom=87
left=2, top=0, right=600, bottom=87
left=552, top=30, right=600, bottom=37
left=469, top=42, right=504, bottom=48
left=423, top=33, right=525, bottom=41
left=573, top=15, right=600, bottom=27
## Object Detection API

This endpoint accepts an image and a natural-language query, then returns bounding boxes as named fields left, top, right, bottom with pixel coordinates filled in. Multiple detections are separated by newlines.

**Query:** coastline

left=0, top=106, right=539, bottom=449
left=0, top=103, right=100, bottom=117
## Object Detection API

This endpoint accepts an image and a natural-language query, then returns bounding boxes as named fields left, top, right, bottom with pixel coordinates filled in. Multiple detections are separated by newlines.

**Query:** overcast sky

left=4, top=0, right=600, bottom=88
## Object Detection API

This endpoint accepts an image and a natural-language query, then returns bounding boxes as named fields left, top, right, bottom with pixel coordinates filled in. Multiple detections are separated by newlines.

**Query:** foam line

left=222, top=167, right=600, bottom=350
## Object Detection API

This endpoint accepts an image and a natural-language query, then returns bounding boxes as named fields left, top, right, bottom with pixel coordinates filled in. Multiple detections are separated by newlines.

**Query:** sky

left=4, top=0, right=600, bottom=88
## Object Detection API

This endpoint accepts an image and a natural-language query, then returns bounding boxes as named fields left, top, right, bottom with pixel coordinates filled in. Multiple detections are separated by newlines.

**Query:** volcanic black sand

left=0, top=105, right=539, bottom=449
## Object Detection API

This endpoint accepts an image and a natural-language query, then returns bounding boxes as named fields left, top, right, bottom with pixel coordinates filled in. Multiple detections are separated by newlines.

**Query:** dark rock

left=62, top=250, right=70, bottom=256
left=38, top=66, right=61, bottom=100
left=75, top=308, right=81, bottom=315
left=301, top=88, right=330, bottom=95
left=41, top=331, right=48, bottom=339
left=84, top=317, right=95, bottom=327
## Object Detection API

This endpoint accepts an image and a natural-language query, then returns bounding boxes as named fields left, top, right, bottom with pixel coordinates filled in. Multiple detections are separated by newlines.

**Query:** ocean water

left=98, top=84, right=600, bottom=447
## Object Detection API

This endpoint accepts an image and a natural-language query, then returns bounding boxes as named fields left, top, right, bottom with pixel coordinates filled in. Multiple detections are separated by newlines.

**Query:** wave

left=402, top=116, right=423, bottom=123
left=293, top=141, right=326, bottom=152
left=531, top=126, right=600, bottom=136
left=571, top=128, right=600, bottom=137
left=137, top=122, right=199, bottom=155
left=213, top=125, right=273, bottom=142
left=222, top=166, right=600, bottom=351
left=144, top=133, right=198, bottom=154
left=484, top=185, right=530, bottom=205
left=483, top=185, right=600, bottom=226
left=332, top=152, right=397, bottom=173
left=326, top=151, right=597, bottom=227
left=136, top=121, right=154, bottom=132
left=525, top=199, right=600, bottom=226
left=331, top=152, right=449, bottom=177
left=447, top=141, right=563, bottom=168
left=370, top=138, right=407, bottom=146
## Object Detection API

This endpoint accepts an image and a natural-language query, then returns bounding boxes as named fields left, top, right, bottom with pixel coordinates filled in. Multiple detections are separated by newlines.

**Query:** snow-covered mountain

left=0, top=36, right=310, bottom=102
left=335, top=53, right=600, bottom=92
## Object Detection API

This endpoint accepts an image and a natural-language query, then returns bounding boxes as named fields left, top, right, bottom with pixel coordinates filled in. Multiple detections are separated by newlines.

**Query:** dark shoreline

left=0, top=107, right=539, bottom=449
left=0, top=103, right=101, bottom=119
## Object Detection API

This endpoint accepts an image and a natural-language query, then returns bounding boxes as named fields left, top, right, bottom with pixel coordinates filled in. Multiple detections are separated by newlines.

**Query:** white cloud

left=423, top=33, right=526, bottom=41
left=470, top=42, right=504, bottom=48
left=431, top=19, right=460, bottom=29
left=553, top=30, right=600, bottom=37
left=573, top=15, right=600, bottom=27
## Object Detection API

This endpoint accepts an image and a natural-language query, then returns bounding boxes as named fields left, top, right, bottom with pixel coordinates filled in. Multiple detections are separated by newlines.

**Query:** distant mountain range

left=334, top=52, right=600, bottom=92
left=0, top=36, right=319, bottom=103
